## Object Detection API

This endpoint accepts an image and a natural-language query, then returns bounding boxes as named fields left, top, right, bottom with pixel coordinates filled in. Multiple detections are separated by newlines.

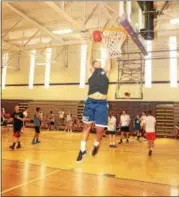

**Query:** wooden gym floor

left=1, top=128, right=179, bottom=196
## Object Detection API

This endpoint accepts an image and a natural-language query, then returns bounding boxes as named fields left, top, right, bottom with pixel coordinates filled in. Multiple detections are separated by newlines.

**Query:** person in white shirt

left=59, top=109, right=65, bottom=126
left=65, top=111, right=72, bottom=132
left=49, top=111, right=55, bottom=130
left=119, top=110, right=130, bottom=143
left=144, top=110, right=156, bottom=156
left=107, top=112, right=117, bottom=148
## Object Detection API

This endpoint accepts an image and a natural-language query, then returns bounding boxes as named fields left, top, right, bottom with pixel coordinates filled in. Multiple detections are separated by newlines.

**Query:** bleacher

left=26, top=100, right=84, bottom=130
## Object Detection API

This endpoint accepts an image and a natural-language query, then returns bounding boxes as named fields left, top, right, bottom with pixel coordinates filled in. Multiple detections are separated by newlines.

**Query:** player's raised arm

left=87, top=40, right=94, bottom=78
left=104, top=58, right=112, bottom=78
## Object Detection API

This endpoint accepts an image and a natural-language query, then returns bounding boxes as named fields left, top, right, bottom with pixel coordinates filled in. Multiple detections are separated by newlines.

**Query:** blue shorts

left=82, top=98, right=108, bottom=127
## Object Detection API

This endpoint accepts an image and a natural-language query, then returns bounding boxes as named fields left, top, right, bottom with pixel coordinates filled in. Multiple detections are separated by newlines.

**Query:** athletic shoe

left=148, top=150, right=152, bottom=156
left=36, top=140, right=41, bottom=144
left=109, top=144, right=113, bottom=147
left=126, top=139, right=129, bottom=143
left=137, top=136, right=140, bottom=140
left=91, top=145, right=99, bottom=157
left=113, top=144, right=117, bottom=148
left=76, top=150, right=87, bottom=163
left=9, top=145, right=15, bottom=150
left=16, top=144, right=21, bottom=149
left=119, top=139, right=123, bottom=144
left=32, top=139, right=36, bottom=145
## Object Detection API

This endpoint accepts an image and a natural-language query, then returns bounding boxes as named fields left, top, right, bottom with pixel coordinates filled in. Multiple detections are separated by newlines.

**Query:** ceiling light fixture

left=170, top=18, right=179, bottom=25
left=52, top=29, right=73, bottom=35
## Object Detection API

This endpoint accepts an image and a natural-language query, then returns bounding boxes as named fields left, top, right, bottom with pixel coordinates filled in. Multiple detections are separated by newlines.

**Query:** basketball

left=92, top=30, right=102, bottom=42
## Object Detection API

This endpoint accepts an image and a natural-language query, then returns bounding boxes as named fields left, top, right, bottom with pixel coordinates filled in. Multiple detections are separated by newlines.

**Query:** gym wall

left=2, top=45, right=179, bottom=101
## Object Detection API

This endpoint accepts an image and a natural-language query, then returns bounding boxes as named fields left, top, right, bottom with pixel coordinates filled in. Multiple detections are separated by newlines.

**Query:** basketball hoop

left=102, top=26, right=128, bottom=58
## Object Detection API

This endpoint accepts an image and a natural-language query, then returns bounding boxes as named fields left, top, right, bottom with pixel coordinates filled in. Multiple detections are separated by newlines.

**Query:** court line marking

left=1, top=169, right=61, bottom=195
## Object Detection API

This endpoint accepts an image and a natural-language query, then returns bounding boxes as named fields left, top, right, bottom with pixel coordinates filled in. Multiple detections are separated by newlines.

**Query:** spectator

left=64, top=111, right=72, bottom=132
left=59, top=109, right=65, bottom=126
left=49, top=111, right=55, bottom=130
left=119, top=110, right=131, bottom=144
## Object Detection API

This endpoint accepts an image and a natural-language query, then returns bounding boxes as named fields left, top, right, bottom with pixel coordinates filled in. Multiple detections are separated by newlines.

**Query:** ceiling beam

left=2, top=18, right=23, bottom=39
left=44, top=2, right=81, bottom=29
left=2, top=40, right=20, bottom=50
left=4, top=40, right=87, bottom=53
left=84, top=4, right=99, bottom=26
left=4, top=2, right=64, bottom=43
left=102, top=4, right=118, bottom=26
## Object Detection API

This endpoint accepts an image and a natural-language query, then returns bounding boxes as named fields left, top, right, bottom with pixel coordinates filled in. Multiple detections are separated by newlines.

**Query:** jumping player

left=144, top=110, right=156, bottom=156
left=76, top=41, right=111, bottom=162
left=32, top=107, right=41, bottom=144
left=9, top=104, right=25, bottom=150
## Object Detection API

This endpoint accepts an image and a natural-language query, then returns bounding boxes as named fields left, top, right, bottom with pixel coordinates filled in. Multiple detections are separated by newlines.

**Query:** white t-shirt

left=145, top=116, right=156, bottom=133
left=120, top=114, right=130, bottom=127
left=23, top=111, right=28, bottom=118
left=67, top=114, right=72, bottom=121
left=50, top=114, right=55, bottom=122
left=108, top=116, right=116, bottom=131
left=59, top=111, right=64, bottom=119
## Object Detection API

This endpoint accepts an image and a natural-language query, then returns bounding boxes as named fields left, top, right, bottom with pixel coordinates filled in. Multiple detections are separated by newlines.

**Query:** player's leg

left=32, top=126, right=38, bottom=144
left=9, top=134, right=18, bottom=150
left=148, top=140, right=152, bottom=156
left=113, top=134, right=117, bottom=147
left=126, top=130, right=129, bottom=143
left=16, top=134, right=21, bottom=149
left=109, top=134, right=112, bottom=147
left=119, top=131, right=124, bottom=144
left=91, top=100, right=108, bottom=157
left=36, top=126, right=41, bottom=143
left=76, top=98, right=94, bottom=162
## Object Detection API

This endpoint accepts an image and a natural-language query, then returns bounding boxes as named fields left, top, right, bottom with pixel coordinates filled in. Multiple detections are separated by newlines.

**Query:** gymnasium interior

left=1, top=1, right=179, bottom=196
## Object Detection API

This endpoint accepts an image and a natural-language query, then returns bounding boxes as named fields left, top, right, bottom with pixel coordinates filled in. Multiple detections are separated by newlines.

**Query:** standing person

left=108, top=112, right=117, bottom=147
left=76, top=41, right=111, bottom=162
left=119, top=110, right=131, bottom=144
left=9, top=104, right=24, bottom=150
left=144, top=110, right=156, bottom=156
left=49, top=111, right=55, bottom=130
left=64, top=111, right=72, bottom=132
left=32, top=107, right=42, bottom=144
left=59, top=109, right=65, bottom=126
left=140, top=111, right=147, bottom=138
left=134, top=115, right=141, bottom=140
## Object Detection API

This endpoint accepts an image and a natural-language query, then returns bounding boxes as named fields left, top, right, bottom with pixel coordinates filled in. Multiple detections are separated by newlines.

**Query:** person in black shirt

left=9, top=104, right=25, bottom=150
left=76, top=41, right=111, bottom=162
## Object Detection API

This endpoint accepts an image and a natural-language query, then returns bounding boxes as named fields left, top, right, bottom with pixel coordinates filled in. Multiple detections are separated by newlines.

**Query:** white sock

left=80, top=140, right=86, bottom=152
left=94, top=141, right=100, bottom=147
left=113, top=142, right=115, bottom=145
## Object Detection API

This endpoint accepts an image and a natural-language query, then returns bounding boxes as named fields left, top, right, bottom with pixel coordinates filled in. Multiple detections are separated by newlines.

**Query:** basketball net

left=102, top=26, right=128, bottom=58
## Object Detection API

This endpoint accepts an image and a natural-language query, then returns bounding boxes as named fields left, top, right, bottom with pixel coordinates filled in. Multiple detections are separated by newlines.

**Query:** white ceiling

left=2, top=1, right=179, bottom=53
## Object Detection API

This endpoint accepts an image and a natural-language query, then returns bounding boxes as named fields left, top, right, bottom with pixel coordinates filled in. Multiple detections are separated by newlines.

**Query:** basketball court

left=1, top=1, right=179, bottom=196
